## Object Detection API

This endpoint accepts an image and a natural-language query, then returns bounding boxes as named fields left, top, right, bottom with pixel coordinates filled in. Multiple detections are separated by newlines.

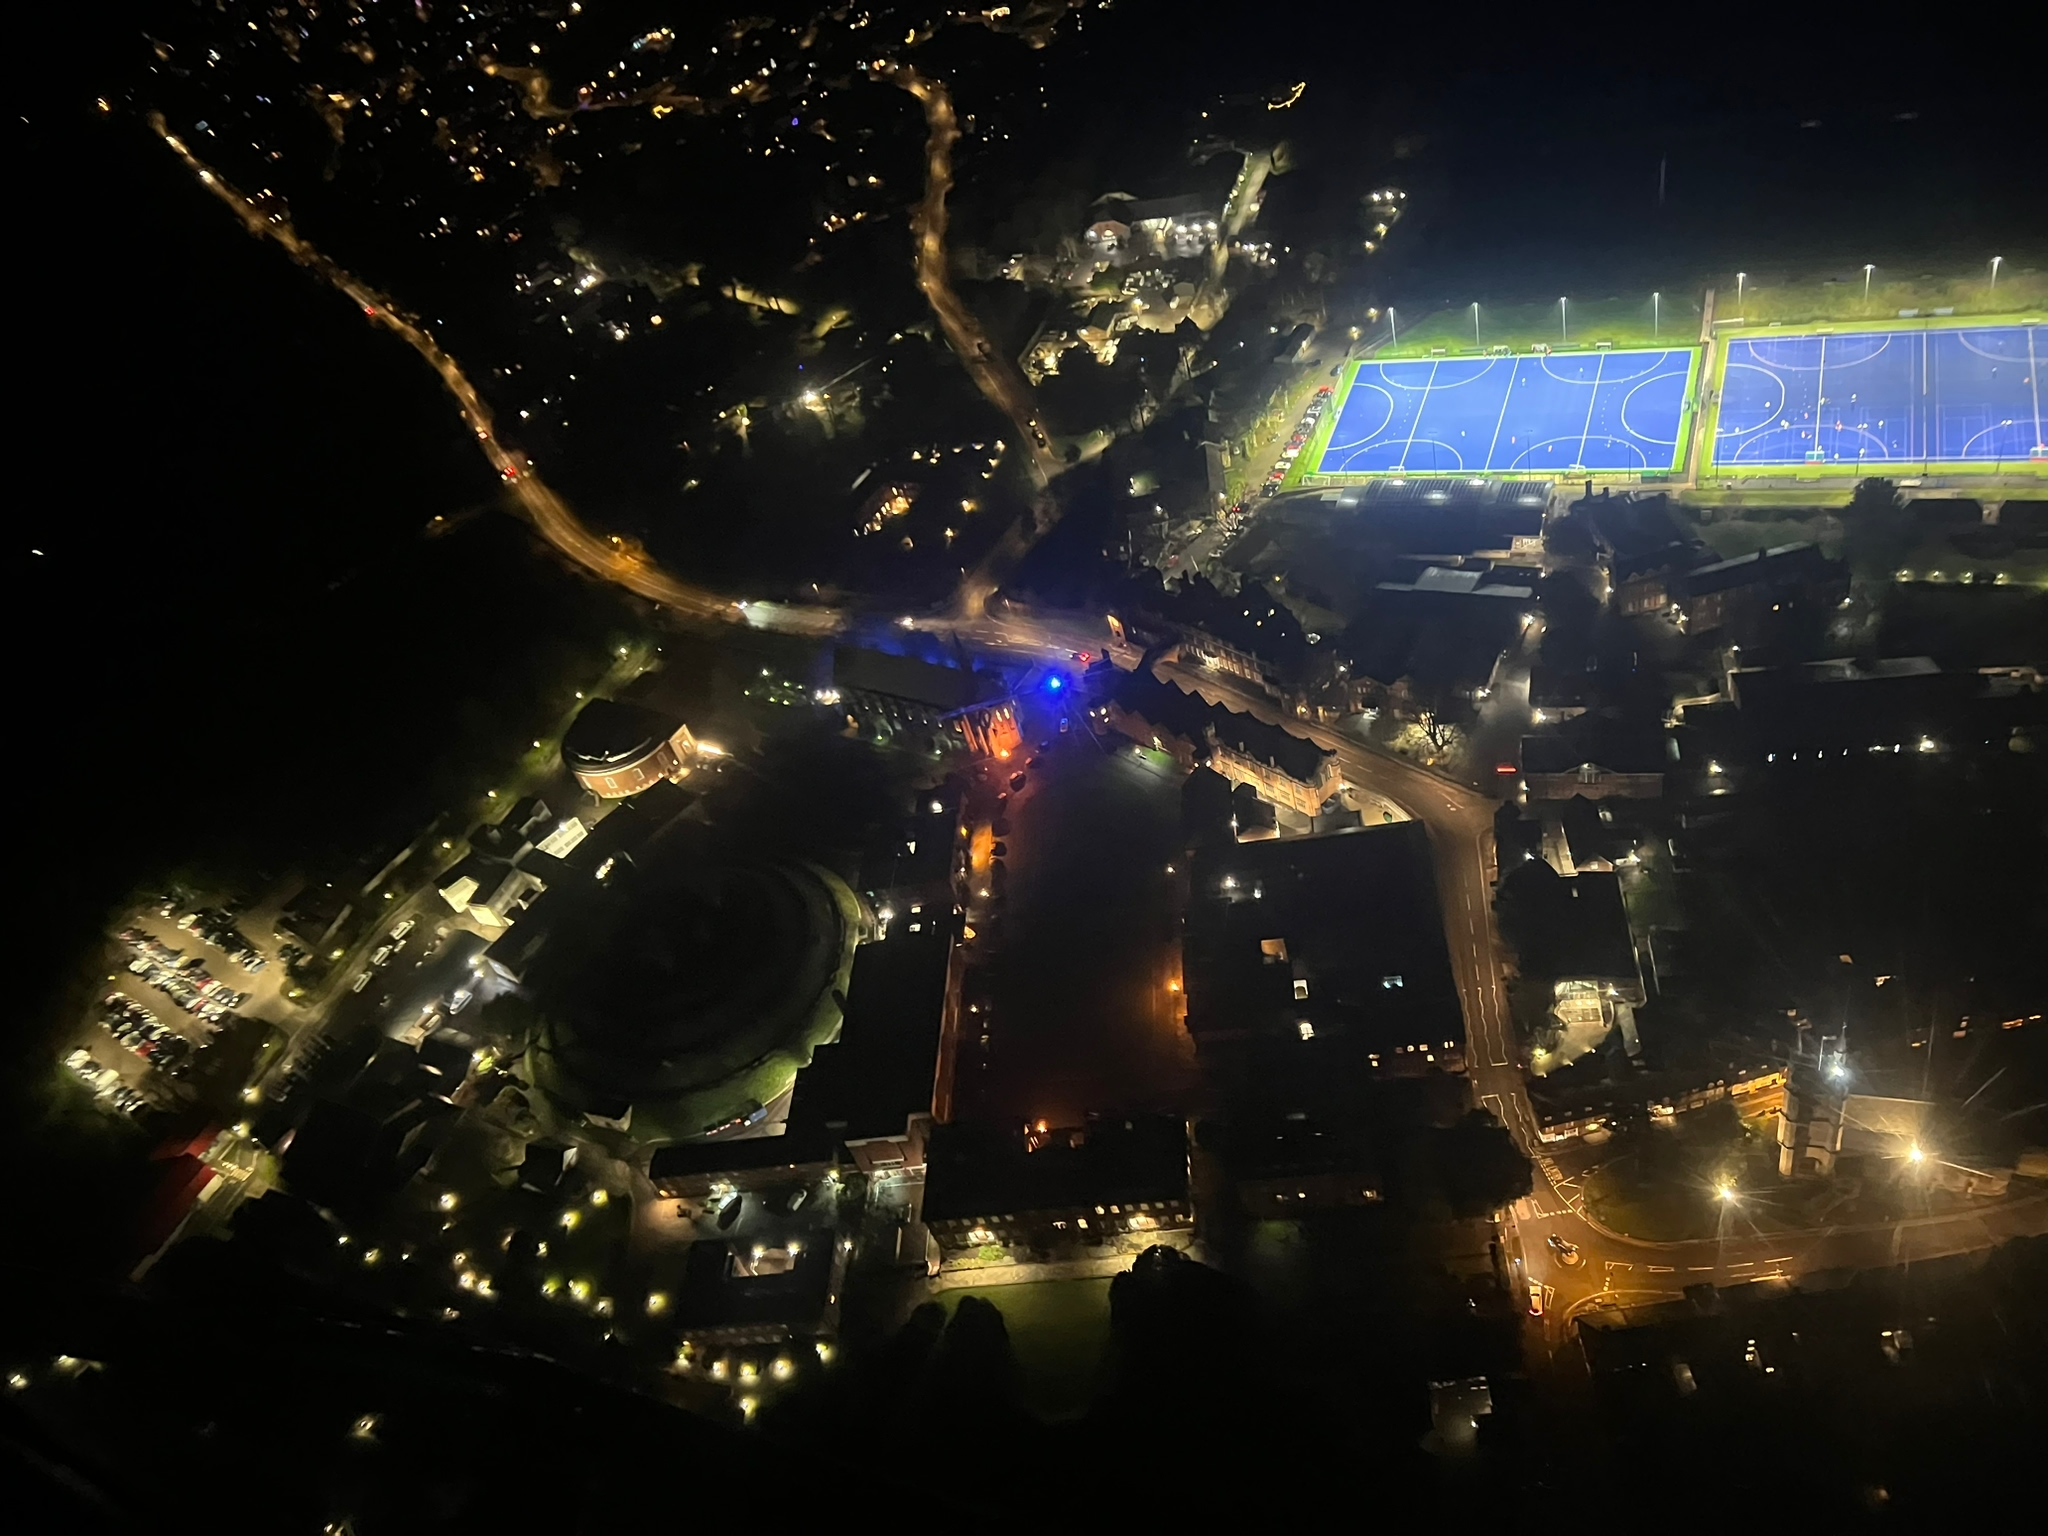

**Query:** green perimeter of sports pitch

left=1282, top=343, right=1702, bottom=489
left=1697, top=310, right=2048, bottom=482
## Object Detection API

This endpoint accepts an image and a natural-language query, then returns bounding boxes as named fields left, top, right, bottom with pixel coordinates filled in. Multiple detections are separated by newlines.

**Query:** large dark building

left=830, top=646, right=1019, bottom=757
left=921, top=1114, right=1192, bottom=1260
left=1182, top=822, right=1464, bottom=1072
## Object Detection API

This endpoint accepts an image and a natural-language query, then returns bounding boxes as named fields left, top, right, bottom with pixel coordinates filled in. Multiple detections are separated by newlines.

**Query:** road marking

left=1688, top=1265, right=1712, bottom=1272
left=1573, top=350, right=1608, bottom=464
left=1767, top=1255, right=1793, bottom=1263
left=1729, top=1262, right=1753, bottom=1270
left=1648, top=1265, right=1675, bottom=1273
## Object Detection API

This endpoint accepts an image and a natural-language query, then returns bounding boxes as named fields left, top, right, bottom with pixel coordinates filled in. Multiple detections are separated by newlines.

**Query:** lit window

left=1297, top=1020, right=1315, bottom=1041
left=1293, top=979, right=1310, bottom=1000
left=1381, top=975, right=1404, bottom=989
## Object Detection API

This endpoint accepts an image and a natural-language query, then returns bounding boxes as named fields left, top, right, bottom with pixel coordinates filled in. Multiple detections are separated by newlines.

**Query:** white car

left=448, top=987, right=475, bottom=1015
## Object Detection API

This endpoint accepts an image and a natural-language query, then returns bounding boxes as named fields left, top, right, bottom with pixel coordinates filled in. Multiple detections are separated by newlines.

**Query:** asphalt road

left=151, top=112, right=2046, bottom=1327
left=1140, top=658, right=2048, bottom=1339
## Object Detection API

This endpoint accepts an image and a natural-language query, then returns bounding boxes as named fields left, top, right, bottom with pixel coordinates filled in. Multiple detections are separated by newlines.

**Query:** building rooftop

left=562, top=699, right=679, bottom=771
left=1542, top=871, right=1640, bottom=983
left=832, top=646, right=993, bottom=713
left=1679, top=541, right=1833, bottom=597
left=672, top=1230, right=837, bottom=1338
left=922, top=1114, right=1189, bottom=1224
left=1182, top=822, right=1462, bottom=1057
left=791, top=920, right=952, bottom=1143
left=1377, top=565, right=1535, bottom=598
left=1208, top=705, right=1334, bottom=786
left=1521, top=717, right=1670, bottom=775
left=1113, top=671, right=1334, bottom=787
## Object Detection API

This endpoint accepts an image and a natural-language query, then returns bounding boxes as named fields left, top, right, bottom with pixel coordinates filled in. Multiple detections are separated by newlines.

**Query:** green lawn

left=1692, top=513, right=1838, bottom=560
left=939, top=1277, right=1114, bottom=1419
left=1380, top=294, right=1704, bottom=360
left=1581, top=1109, right=1783, bottom=1242
left=1713, top=268, right=2046, bottom=327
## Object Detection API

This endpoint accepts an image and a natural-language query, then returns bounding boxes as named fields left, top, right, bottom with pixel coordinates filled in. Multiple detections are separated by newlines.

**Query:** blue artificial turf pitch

left=1714, top=324, right=2046, bottom=467
left=1315, top=348, right=1695, bottom=476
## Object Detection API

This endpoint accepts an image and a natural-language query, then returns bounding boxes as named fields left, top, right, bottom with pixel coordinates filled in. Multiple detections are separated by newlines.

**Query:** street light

left=1990, top=255, right=2003, bottom=292
left=1559, top=297, right=1569, bottom=344
left=1862, top=263, right=1876, bottom=305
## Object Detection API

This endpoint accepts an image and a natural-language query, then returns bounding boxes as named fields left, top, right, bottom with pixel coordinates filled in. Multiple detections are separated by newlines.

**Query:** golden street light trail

left=874, top=62, right=1076, bottom=622
left=148, top=113, right=838, bottom=638
left=880, top=64, right=1057, bottom=490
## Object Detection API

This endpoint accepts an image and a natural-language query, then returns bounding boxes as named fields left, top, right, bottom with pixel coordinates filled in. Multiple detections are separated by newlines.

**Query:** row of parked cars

left=64, top=1049, right=149, bottom=1115
left=174, top=907, right=267, bottom=973
left=1260, top=384, right=1335, bottom=496
left=101, top=993, right=198, bottom=1071
left=119, top=930, right=245, bottom=1022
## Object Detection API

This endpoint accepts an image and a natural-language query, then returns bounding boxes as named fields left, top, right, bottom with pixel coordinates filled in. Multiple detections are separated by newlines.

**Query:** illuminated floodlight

left=1907, top=1145, right=1926, bottom=1164
left=1715, top=1183, right=1736, bottom=1203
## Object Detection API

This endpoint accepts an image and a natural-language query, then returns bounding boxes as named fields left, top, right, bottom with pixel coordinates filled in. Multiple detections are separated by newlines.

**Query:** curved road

left=1150, top=659, right=2048, bottom=1337
left=150, top=117, right=2043, bottom=1329
left=151, top=115, right=836, bottom=638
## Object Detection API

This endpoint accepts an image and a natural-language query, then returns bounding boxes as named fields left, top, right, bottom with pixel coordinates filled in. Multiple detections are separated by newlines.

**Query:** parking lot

left=952, top=693, right=1200, bottom=1130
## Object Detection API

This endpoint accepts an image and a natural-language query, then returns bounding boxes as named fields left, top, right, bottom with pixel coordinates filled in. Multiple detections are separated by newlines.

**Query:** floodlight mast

left=1472, top=302, right=1481, bottom=345
left=1990, top=255, right=2003, bottom=292
left=1653, top=291, right=1661, bottom=338
left=1559, top=297, right=1568, bottom=345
